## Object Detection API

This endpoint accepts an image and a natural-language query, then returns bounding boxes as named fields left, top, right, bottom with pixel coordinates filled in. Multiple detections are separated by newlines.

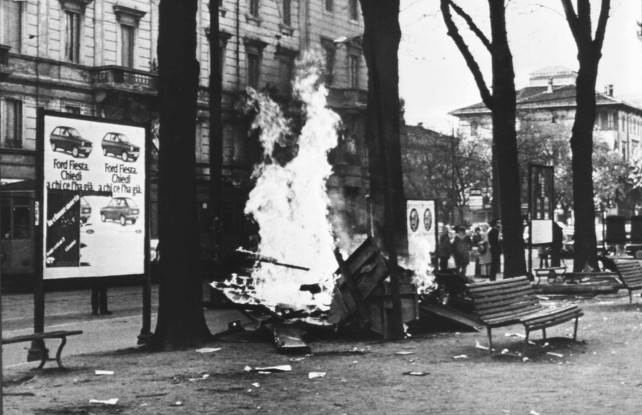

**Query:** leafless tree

left=560, top=0, right=610, bottom=271
left=440, top=0, right=526, bottom=277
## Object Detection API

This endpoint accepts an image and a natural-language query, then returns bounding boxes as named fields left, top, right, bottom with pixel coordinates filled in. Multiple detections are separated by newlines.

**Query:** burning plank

left=235, top=248, right=310, bottom=271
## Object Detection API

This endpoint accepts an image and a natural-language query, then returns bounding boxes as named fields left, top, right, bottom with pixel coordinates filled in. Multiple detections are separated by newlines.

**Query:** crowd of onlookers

left=437, top=219, right=503, bottom=281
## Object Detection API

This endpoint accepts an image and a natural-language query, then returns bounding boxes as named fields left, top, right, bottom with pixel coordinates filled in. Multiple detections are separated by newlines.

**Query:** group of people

left=437, top=219, right=503, bottom=281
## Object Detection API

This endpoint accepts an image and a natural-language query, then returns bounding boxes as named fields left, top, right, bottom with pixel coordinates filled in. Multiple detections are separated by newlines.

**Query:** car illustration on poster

left=49, top=126, right=93, bottom=158
left=80, top=197, right=92, bottom=224
left=100, top=197, right=140, bottom=226
left=101, top=132, right=140, bottom=162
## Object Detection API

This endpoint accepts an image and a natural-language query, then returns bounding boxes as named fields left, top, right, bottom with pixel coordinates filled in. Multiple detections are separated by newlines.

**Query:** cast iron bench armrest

left=613, top=260, right=642, bottom=304
left=2, top=330, right=83, bottom=369
left=533, top=267, right=567, bottom=286
left=466, top=277, right=582, bottom=355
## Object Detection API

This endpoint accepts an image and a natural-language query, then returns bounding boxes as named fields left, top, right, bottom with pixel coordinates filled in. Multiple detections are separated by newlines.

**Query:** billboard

left=40, top=112, right=146, bottom=279
left=406, top=200, right=437, bottom=269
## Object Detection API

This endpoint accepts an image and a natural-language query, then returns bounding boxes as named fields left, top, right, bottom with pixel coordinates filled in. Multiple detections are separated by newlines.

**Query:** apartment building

left=0, top=0, right=368, bottom=278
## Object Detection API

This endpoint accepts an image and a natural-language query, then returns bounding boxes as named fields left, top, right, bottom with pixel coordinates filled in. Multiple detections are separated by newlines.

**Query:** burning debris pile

left=210, top=51, right=451, bottom=351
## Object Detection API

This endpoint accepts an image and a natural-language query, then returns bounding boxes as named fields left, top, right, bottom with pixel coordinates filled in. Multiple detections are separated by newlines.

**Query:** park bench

left=612, top=259, right=642, bottom=303
left=2, top=330, right=83, bottom=369
left=466, top=277, right=583, bottom=355
left=533, top=266, right=567, bottom=285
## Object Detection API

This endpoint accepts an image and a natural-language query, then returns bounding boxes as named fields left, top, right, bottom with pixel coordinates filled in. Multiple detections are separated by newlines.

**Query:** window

left=349, top=0, right=359, bottom=21
left=244, top=38, right=266, bottom=89
left=607, top=112, right=614, bottom=130
left=249, top=0, right=259, bottom=17
left=282, top=0, right=291, bottom=26
left=470, top=121, right=479, bottom=137
left=325, top=0, right=333, bottom=12
left=246, top=54, right=258, bottom=88
left=1, top=0, right=22, bottom=53
left=348, top=54, right=359, bottom=88
left=277, top=52, right=295, bottom=96
left=65, top=105, right=81, bottom=114
left=65, top=11, right=81, bottom=63
left=1, top=196, right=31, bottom=240
left=321, top=38, right=335, bottom=85
left=113, top=6, right=146, bottom=68
left=121, top=24, right=135, bottom=68
left=2, top=99, right=22, bottom=149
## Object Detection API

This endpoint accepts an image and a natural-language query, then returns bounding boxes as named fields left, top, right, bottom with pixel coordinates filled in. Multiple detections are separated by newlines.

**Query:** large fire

left=214, top=51, right=435, bottom=313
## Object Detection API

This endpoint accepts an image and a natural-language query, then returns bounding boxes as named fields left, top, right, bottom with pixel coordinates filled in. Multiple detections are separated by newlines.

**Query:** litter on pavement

left=89, top=398, right=119, bottom=405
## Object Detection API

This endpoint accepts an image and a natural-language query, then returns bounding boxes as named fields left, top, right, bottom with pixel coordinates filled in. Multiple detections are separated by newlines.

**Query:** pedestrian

left=471, top=226, right=483, bottom=276
left=452, top=225, right=472, bottom=277
left=550, top=222, right=564, bottom=267
left=478, top=230, right=492, bottom=278
left=537, top=245, right=550, bottom=268
left=91, top=284, right=111, bottom=315
left=488, top=219, right=502, bottom=281
left=438, top=225, right=453, bottom=271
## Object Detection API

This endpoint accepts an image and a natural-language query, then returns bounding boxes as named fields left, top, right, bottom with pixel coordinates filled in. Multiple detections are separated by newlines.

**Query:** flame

left=233, top=51, right=342, bottom=311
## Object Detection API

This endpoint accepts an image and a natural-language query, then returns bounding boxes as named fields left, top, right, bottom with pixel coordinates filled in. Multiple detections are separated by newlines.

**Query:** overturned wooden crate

left=328, top=237, right=419, bottom=338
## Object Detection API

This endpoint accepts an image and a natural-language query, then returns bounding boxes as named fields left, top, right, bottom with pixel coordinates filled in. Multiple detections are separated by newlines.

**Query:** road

left=1, top=284, right=251, bottom=369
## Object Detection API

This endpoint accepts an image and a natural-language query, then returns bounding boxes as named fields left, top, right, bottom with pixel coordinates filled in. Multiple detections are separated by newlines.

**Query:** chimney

left=607, top=84, right=614, bottom=97
left=546, top=78, right=554, bottom=93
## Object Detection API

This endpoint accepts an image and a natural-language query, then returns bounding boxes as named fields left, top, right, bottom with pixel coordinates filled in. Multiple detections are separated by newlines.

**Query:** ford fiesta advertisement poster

left=41, top=112, right=146, bottom=280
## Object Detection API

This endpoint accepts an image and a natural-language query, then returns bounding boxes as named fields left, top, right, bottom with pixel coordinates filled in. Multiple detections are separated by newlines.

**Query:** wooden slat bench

left=466, top=277, right=583, bottom=354
left=613, top=260, right=642, bottom=303
left=2, top=330, right=83, bottom=369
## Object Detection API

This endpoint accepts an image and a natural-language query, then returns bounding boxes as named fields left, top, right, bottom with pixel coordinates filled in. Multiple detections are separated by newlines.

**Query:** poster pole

left=138, top=127, right=153, bottom=344
left=29, top=108, right=47, bottom=362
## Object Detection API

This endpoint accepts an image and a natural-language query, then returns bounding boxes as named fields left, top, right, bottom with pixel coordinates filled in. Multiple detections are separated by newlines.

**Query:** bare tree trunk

left=359, top=0, right=405, bottom=339
left=209, top=1, right=223, bottom=263
left=488, top=0, right=525, bottom=277
left=440, top=0, right=526, bottom=277
left=561, top=0, right=610, bottom=271
left=152, top=0, right=210, bottom=350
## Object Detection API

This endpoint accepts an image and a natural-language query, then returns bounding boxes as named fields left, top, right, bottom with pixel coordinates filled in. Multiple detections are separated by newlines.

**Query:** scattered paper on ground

left=89, top=398, right=118, bottom=405
left=475, top=341, right=488, bottom=350
left=452, top=355, right=468, bottom=359
left=195, top=347, right=222, bottom=353
left=95, top=370, right=114, bottom=375
left=402, top=371, right=429, bottom=376
left=505, top=333, right=526, bottom=338
left=395, top=351, right=415, bottom=355
left=309, top=372, right=326, bottom=379
left=547, top=352, right=563, bottom=358
left=254, top=365, right=292, bottom=372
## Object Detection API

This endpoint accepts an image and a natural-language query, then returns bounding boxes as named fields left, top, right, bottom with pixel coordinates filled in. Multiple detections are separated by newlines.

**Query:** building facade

left=0, top=0, right=368, bottom=279
left=450, top=66, right=642, bottom=216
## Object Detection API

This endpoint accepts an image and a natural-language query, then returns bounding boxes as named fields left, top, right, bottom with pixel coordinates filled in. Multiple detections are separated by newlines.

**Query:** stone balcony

left=91, top=66, right=158, bottom=96
left=327, top=87, right=368, bottom=109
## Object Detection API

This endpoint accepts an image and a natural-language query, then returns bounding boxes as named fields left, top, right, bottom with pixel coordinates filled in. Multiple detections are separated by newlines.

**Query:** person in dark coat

left=550, top=222, right=564, bottom=267
left=488, top=219, right=502, bottom=281
left=452, top=226, right=472, bottom=277
left=438, top=225, right=453, bottom=271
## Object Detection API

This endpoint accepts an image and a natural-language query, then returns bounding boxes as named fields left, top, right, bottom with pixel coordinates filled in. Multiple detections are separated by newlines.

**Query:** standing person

left=488, top=219, right=502, bottom=281
left=91, top=284, right=111, bottom=315
left=471, top=226, right=483, bottom=276
left=452, top=226, right=472, bottom=277
left=550, top=222, right=564, bottom=267
left=478, top=230, right=492, bottom=278
left=438, top=225, right=453, bottom=271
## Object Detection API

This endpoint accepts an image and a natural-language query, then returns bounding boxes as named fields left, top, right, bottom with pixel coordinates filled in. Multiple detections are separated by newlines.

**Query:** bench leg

left=524, top=329, right=530, bottom=355
left=55, top=336, right=68, bottom=369
left=542, top=328, right=546, bottom=341
left=486, top=326, right=493, bottom=356
left=629, top=290, right=633, bottom=304
left=573, top=317, right=579, bottom=341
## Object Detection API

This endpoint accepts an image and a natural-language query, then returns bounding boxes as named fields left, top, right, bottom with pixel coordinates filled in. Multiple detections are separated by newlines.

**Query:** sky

left=399, top=0, right=642, bottom=133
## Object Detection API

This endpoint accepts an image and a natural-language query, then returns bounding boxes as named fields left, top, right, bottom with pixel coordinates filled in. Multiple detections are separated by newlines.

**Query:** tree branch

left=560, top=0, right=582, bottom=43
left=449, top=1, right=492, bottom=52
left=440, top=0, right=493, bottom=109
left=593, top=0, right=611, bottom=52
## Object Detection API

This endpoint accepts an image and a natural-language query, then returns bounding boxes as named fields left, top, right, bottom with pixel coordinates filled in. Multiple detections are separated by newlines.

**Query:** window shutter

left=2, top=0, right=22, bottom=52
